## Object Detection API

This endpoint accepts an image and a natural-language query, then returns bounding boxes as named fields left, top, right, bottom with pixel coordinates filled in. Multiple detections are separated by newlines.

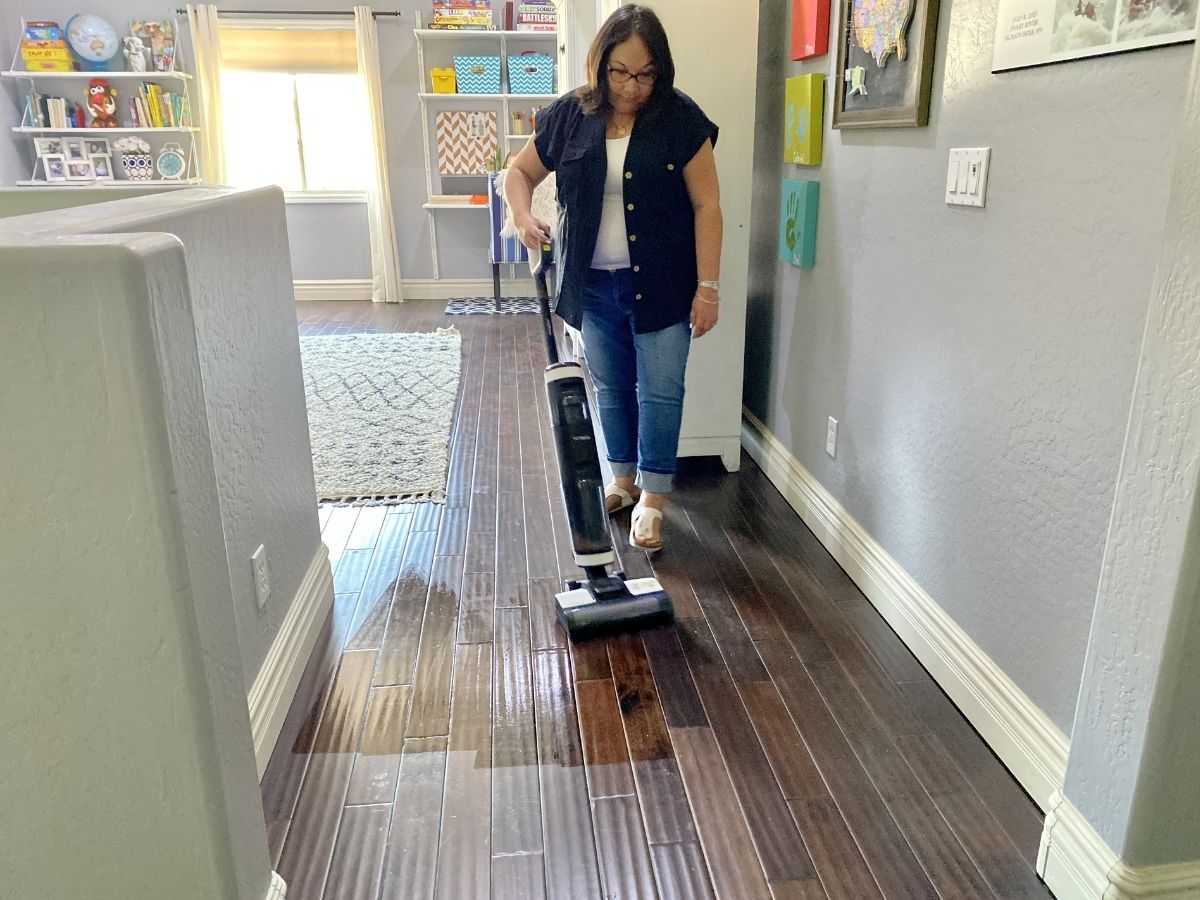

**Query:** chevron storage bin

left=452, top=55, right=501, bottom=94
left=507, top=53, right=554, bottom=94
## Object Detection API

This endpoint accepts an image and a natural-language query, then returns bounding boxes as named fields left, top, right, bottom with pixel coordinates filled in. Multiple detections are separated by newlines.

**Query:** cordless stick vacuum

left=531, top=242, right=675, bottom=640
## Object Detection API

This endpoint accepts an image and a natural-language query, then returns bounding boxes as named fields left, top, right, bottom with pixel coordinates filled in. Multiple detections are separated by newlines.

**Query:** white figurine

left=123, top=35, right=147, bottom=72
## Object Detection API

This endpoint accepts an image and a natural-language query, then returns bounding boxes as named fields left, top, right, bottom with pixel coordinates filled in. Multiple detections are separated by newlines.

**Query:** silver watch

left=698, top=279, right=720, bottom=291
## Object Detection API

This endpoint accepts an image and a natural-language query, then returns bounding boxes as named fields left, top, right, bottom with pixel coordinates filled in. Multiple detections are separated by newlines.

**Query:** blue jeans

left=581, top=268, right=691, bottom=494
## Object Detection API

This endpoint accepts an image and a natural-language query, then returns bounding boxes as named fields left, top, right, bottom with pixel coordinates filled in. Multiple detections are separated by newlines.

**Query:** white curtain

left=185, top=4, right=227, bottom=185
left=354, top=6, right=403, bottom=303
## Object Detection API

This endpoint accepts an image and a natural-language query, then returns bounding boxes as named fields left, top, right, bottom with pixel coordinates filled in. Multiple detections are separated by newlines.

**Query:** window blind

left=219, top=26, right=357, bottom=73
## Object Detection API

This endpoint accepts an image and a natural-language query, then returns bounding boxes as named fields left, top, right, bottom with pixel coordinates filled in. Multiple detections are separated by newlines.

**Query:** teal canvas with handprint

left=784, top=74, right=824, bottom=165
left=779, top=180, right=819, bottom=268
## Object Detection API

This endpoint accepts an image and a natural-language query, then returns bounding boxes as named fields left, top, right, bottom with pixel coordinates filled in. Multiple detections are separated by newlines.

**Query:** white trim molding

left=401, top=277, right=536, bottom=300
left=293, top=277, right=541, bottom=302
left=247, top=545, right=334, bottom=778
left=741, top=408, right=1069, bottom=811
left=1039, top=791, right=1200, bottom=899
left=293, top=279, right=373, bottom=302
left=265, top=871, right=287, bottom=899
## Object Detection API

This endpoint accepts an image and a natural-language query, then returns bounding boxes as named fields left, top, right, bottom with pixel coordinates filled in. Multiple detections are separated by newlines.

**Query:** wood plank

left=897, top=678, right=1045, bottom=865
left=374, top=531, right=436, bottom=686
left=646, top=549, right=704, bottom=619
left=277, top=650, right=376, bottom=900
left=379, top=736, right=448, bottom=900
left=788, top=798, right=884, bottom=900
left=896, top=732, right=1053, bottom=897
left=435, top=643, right=492, bottom=900
left=345, top=505, right=387, bottom=550
left=673, top=510, right=769, bottom=683
left=322, top=803, right=390, bottom=900
left=345, top=684, right=412, bottom=807
left=522, top=473, right=560, bottom=580
left=756, top=640, right=939, bottom=900
left=687, top=492, right=785, bottom=641
left=435, top=505, right=469, bottom=557
left=322, top=505, right=362, bottom=574
left=736, top=681, right=827, bottom=802
left=641, top=624, right=708, bottom=729
left=606, top=633, right=697, bottom=844
left=650, top=841, right=717, bottom=900
left=496, top=489, right=529, bottom=607
left=492, top=853, right=547, bottom=900
left=464, top=522, right=497, bottom=574
left=534, top=650, right=603, bottom=900
left=412, top=501, right=442, bottom=533
left=493, top=608, right=543, bottom=857
left=806, top=660, right=1001, bottom=898
left=528, top=576, right=567, bottom=651
left=345, top=512, right=413, bottom=652
left=592, top=795, right=658, bottom=900
left=575, top=678, right=636, bottom=799
left=669, top=726, right=773, bottom=900
left=407, top=555, right=463, bottom=737
left=457, top=571, right=494, bottom=645
left=676, top=618, right=816, bottom=883
left=334, top=546, right=374, bottom=594
left=569, top=635, right=612, bottom=682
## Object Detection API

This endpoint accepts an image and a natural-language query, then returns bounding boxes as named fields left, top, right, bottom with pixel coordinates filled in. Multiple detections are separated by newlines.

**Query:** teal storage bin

left=507, top=52, right=555, bottom=94
left=453, top=55, right=502, bottom=94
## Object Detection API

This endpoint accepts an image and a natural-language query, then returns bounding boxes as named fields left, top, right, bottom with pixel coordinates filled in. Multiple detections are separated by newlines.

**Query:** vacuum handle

left=533, top=242, right=559, bottom=365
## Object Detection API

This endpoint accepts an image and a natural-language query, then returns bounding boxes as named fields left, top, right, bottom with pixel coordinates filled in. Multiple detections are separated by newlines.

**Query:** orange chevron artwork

left=435, top=110, right=498, bottom=176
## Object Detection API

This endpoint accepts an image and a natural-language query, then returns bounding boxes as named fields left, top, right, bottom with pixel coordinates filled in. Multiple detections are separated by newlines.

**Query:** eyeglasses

left=607, top=66, right=656, bottom=86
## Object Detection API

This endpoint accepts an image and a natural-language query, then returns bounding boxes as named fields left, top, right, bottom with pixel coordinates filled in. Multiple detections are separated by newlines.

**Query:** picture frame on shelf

left=34, top=137, right=64, bottom=157
left=85, top=138, right=110, bottom=156
left=64, top=138, right=86, bottom=162
left=91, top=154, right=114, bottom=179
left=832, top=0, right=941, bottom=128
left=43, top=154, right=67, bottom=181
left=66, top=159, right=94, bottom=180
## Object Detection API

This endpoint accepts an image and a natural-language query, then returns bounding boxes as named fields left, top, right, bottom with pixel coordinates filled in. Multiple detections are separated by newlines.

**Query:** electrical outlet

left=826, top=417, right=838, bottom=458
left=251, top=544, right=271, bottom=610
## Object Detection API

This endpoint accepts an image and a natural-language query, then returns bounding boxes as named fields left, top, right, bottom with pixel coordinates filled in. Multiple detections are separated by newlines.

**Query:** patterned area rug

left=299, top=329, right=462, bottom=505
left=444, top=296, right=539, bottom=315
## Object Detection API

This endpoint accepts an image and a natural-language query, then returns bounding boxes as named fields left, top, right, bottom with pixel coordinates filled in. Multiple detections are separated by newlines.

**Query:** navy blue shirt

left=534, top=88, right=718, bottom=334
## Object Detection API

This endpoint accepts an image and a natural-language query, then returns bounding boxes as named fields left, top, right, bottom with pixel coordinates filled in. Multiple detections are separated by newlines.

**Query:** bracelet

left=695, top=293, right=719, bottom=305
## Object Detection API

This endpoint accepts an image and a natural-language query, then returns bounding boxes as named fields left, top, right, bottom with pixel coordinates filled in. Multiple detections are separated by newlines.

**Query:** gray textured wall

left=746, top=0, right=1192, bottom=732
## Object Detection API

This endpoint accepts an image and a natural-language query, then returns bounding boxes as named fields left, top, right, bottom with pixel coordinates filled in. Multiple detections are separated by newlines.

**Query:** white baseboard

left=247, top=544, right=334, bottom=779
left=740, top=408, right=1068, bottom=812
left=293, top=279, right=373, bottom=302
left=401, top=277, right=535, bottom=300
left=265, top=871, right=287, bottom=899
left=293, top=278, right=539, bottom=302
left=1039, top=791, right=1200, bottom=899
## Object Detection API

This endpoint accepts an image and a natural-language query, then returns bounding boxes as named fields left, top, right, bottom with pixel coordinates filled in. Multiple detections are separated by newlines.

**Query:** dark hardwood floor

left=261, top=299, right=1053, bottom=900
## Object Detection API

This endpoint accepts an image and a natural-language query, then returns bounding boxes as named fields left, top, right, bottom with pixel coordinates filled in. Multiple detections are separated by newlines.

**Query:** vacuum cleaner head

left=555, top=573, right=674, bottom=640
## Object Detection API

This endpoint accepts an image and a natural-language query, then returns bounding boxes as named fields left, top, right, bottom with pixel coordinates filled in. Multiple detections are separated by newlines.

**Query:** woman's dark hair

left=577, top=5, right=675, bottom=116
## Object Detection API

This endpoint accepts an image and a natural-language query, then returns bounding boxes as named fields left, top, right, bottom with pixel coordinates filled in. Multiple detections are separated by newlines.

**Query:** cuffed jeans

left=581, top=268, right=691, bottom=494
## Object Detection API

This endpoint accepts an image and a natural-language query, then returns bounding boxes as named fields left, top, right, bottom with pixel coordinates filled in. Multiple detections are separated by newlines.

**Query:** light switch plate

left=945, top=147, right=991, bottom=208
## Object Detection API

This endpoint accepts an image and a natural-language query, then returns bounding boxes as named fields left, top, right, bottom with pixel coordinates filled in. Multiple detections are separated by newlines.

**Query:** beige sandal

left=629, top=502, right=664, bottom=552
left=604, top=483, right=641, bottom=515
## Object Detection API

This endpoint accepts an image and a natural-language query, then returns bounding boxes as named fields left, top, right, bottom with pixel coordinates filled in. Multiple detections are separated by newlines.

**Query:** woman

left=505, top=4, right=722, bottom=552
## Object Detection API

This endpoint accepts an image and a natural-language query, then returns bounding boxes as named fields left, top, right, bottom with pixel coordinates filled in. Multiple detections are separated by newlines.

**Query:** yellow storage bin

left=430, top=67, right=457, bottom=94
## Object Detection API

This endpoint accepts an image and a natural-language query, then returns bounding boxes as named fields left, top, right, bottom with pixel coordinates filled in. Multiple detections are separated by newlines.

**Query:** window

left=219, top=25, right=374, bottom=198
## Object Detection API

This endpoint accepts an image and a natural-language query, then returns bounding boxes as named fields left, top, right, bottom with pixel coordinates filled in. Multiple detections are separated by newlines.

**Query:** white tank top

left=590, top=135, right=632, bottom=270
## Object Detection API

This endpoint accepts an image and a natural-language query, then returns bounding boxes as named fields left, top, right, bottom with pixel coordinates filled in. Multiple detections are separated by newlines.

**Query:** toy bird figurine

left=87, top=78, right=118, bottom=127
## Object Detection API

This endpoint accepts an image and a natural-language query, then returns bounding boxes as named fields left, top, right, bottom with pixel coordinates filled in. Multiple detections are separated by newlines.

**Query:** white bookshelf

left=414, top=12, right=558, bottom=278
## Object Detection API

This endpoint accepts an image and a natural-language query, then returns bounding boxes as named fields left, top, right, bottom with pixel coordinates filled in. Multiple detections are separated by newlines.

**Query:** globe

left=66, top=14, right=120, bottom=70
